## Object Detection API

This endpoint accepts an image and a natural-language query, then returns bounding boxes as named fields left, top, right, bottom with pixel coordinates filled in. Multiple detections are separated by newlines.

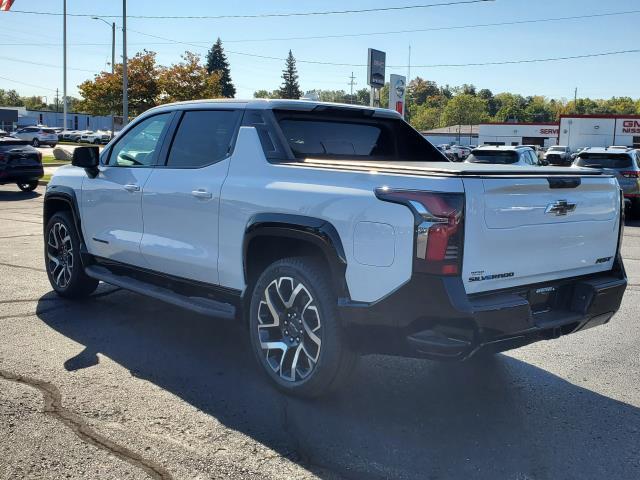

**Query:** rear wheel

left=17, top=181, right=38, bottom=192
left=249, top=257, right=357, bottom=397
left=32, top=138, right=40, bottom=147
left=45, top=211, right=99, bottom=298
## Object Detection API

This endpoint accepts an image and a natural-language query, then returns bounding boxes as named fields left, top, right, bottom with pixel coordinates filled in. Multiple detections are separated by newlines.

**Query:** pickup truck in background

left=43, top=100, right=627, bottom=397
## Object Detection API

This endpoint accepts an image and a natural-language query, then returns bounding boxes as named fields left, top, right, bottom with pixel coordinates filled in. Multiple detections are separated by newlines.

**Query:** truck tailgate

left=462, top=176, right=621, bottom=294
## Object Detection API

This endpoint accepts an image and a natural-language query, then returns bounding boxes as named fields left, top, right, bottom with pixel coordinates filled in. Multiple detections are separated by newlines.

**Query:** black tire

left=50, top=144, right=57, bottom=148
left=44, top=211, right=99, bottom=298
left=631, top=199, right=640, bottom=220
left=249, top=257, right=357, bottom=398
left=17, top=181, right=38, bottom=192
left=32, top=138, right=40, bottom=147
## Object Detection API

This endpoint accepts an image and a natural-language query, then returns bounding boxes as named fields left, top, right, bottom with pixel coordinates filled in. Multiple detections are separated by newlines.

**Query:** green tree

left=408, top=77, right=439, bottom=106
left=524, top=96, right=554, bottom=122
left=160, top=52, right=222, bottom=103
left=410, top=104, right=441, bottom=131
left=253, top=89, right=280, bottom=99
left=442, top=93, right=488, bottom=127
left=0, top=89, right=24, bottom=107
left=78, top=50, right=161, bottom=117
left=494, top=93, right=526, bottom=122
left=279, top=50, right=302, bottom=99
left=205, top=38, right=235, bottom=98
left=355, top=88, right=370, bottom=106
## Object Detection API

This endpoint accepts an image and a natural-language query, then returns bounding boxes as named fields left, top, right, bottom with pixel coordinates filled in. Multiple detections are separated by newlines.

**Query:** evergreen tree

left=279, top=50, right=302, bottom=99
left=206, top=38, right=236, bottom=98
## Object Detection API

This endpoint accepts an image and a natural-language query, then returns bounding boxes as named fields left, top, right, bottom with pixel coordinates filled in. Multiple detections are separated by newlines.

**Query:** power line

left=7, top=0, right=494, bottom=19
left=5, top=9, right=638, bottom=47
left=221, top=9, right=640, bottom=43
left=126, top=30, right=640, bottom=69
left=0, top=55, right=97, bottom=73
left=0, top=75, right=57, bottom=92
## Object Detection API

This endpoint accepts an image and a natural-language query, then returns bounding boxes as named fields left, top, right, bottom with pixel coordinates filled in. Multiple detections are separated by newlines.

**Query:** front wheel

left=249, top=257, right=357, bottom=397
left=17, top=181, right=38, bottom=192
left=32, top=138, right=40, bottom=147
left=45, top=211, right=99, bottom=298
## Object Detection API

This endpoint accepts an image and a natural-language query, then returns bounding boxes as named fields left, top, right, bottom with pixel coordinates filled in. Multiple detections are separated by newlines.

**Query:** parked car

left=544, top=145, right=572, bottom=166
left=574, top=147, right=640, bottom=219
left=79, top=130, right=111, bottom=145
left=12, top=126, right=58, bottom=147
left=0, top=137, right=43, bottom=191
left=0, top=129, right=9, bottom=138
left=44, top=99, right=627, bottom=397
left=465, top=145, right=544, bottom=166
left=448, top=145, right=472, bottom=161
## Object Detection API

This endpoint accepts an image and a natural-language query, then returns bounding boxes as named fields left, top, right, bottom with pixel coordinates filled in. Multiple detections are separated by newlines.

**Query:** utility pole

left=93, top=16, right=116, bottom=134
left=122, top=0, right=128, bottom=127
left=574, top=87, right=578, bottom=111
left=406, top=45, right=412, bottom=120
left=348, top=72, right=356, bottom=104
left=55, top=89, right=59, bottom=113
left=63, top=0, right=67, bottom=130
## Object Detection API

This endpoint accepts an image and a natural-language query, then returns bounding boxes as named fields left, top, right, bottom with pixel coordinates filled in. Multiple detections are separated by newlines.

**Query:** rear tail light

left=621, top=171, right=640, bottom=178
left=375, top=188, right=464, bottom=275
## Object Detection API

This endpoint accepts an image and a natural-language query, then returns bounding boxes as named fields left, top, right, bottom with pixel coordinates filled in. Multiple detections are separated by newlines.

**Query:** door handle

left=123, top=183, right=140, bottom=192
left=192, top=189, right=213, bottom=200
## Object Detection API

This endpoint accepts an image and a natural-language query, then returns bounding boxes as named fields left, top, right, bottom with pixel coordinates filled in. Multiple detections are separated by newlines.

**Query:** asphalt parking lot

left=1, top=184, right=639, bottom=480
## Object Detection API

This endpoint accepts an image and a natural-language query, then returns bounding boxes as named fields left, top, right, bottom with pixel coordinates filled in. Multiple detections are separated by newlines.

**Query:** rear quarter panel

left=219, top=127, right=464, bottom=303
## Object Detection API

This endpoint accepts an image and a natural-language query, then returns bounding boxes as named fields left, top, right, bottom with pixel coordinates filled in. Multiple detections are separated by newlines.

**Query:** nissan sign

left=367, top=49, right=386, bottom=88
left=389, top=74, right=406, bottom=117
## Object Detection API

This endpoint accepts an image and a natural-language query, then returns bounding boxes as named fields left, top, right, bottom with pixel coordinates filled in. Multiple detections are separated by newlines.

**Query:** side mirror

left=72, top=146, right=99, bottom=177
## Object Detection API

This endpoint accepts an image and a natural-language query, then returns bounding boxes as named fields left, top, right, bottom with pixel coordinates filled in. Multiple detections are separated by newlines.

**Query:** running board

left=84, top=265, right=236, bottom=320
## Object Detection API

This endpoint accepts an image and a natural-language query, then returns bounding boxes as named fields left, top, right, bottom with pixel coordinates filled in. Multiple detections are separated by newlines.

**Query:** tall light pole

left=92, top=17, right=116, bottom=134
left=63, top=0, right=67, bottom=130
left=122, top=0, right=128, bottom=127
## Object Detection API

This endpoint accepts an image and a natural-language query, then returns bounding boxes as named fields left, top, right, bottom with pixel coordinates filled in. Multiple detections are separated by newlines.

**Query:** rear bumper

left=339, top=261, right=627, bottom=360
left=0, top=167, right=44, bottom=184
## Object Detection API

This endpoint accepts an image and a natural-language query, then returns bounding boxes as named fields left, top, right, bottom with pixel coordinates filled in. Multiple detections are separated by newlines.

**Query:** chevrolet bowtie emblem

left=545, top=200, right=576, bottom=216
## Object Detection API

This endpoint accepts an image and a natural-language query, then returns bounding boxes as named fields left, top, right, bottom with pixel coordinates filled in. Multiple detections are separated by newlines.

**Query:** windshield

left=575, top=153, right=633, bottom=169
left=274, top=109, right=444, bottom=162
left=466, top=150, right=518, bottom=164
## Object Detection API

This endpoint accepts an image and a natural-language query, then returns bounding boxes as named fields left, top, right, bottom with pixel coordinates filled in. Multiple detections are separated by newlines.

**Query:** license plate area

left=527, top=282, right=574, bottom=315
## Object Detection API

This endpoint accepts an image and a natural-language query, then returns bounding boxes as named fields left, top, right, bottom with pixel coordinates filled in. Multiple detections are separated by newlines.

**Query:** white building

left=559, top=115, right=640, bottom=151
left=478, top=122, right=559, bottom=147
left=421, top=125, right=478, bottom=146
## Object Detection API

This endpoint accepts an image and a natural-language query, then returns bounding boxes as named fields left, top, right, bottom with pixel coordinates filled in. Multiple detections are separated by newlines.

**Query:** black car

left=0, top=138, right=44, bottom=192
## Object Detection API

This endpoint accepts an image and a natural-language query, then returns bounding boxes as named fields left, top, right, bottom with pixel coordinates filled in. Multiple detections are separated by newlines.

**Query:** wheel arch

left=243, top=214, right=349, bottom=299
left=43, top=187, right=83, bottom=243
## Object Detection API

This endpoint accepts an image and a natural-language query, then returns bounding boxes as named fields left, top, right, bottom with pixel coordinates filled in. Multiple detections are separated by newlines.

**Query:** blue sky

left=1, top=0, right=639, bottom=101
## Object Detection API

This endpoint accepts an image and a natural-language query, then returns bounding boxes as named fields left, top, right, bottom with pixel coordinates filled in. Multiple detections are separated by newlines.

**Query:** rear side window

left=575, top=154, right=632, bottom=169
left=166, top=110, right=241, bottom=168
left=42, top=129, right=56, bottom=134
left=274, top=110, right=443, bottom=162
left=467, top=150, right=518, bottom=164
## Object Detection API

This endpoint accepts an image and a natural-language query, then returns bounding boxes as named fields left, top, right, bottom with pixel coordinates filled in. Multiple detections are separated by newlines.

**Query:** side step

left=85, top=265, right=236, bottom=320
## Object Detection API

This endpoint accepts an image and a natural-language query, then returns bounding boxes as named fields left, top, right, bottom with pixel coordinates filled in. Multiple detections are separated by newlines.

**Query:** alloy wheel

left=257, top=276, right=322, bottom=382
left=46, top=222, right=74, bottom=289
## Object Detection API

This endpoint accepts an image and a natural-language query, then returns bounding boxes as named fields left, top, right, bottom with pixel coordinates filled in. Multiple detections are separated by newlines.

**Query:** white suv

left=43, top=100, right=627, bottom=396
left=13, top=126, right=58, bottom=147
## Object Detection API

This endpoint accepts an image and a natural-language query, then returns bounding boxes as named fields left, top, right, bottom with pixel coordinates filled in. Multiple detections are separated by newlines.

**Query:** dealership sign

left=367, top=49, right=386, bottom=88
left=539, top=128, right=559, bottom=136
left=389, top=74, right=406, bottom=117
left=622, top=120, right=640, bottom=135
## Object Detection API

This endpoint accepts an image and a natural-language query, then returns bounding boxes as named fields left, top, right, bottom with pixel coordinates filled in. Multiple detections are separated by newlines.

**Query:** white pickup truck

left=43, top=100, right=627, bottom=397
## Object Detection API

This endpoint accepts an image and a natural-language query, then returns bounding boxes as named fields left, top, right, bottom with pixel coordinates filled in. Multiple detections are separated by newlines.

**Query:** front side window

left=108, top=113, right=171, bottom=167
left=166, top=110, right=241, bottom=168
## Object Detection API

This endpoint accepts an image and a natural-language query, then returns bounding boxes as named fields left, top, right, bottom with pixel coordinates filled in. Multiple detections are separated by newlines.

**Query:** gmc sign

left=622, top=120, right=640, bottom=134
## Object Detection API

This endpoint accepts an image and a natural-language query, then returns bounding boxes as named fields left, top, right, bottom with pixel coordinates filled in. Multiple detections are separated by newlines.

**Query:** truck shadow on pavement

left=0, top=190, right=41, bottom=201
left=37, top=290, right=640, bottom=480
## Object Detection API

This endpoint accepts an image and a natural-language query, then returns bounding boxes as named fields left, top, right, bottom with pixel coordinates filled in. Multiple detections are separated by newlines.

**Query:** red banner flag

left=0, top=0, right=15, bottom=11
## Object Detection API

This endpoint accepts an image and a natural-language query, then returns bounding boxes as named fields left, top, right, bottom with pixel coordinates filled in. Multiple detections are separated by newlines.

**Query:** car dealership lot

left=1, top=185, right=639, bottom=480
